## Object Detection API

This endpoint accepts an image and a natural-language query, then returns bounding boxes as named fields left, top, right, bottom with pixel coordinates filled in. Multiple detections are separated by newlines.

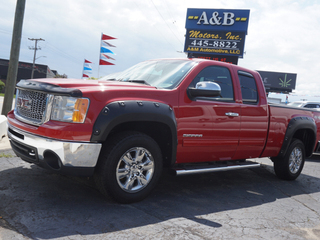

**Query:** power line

left=132, top=1, right=178, bottom=51
left=4, top=28, right=79, bottom=64
left=45, top=42, right=79, bottom=63
left=163, top=0, right=183, bottom=35
left=0, top=28, right=13, bottom=35
left=1, top=30, right=79, bottom=75
left=150, top=0, right=184, bottom=46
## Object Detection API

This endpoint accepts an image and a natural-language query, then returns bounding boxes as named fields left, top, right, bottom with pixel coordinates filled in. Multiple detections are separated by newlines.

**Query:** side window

left=190, top=66, right=234, bottom=101
left=238, top=71, right=258, bottom=104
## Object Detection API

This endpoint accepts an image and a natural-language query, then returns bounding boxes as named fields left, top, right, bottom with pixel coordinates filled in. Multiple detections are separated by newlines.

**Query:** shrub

left=0, top=80, right=5, bottom=92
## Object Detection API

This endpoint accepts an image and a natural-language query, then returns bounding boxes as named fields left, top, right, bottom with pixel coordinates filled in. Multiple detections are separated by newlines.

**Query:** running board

left=173, top=161, right=261, bottom=176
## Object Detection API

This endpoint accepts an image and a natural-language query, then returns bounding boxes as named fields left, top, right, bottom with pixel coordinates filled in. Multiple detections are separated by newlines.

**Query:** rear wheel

left=94, top=132, right=163, bottom=203
left=273, top=139, right=305, bottom=180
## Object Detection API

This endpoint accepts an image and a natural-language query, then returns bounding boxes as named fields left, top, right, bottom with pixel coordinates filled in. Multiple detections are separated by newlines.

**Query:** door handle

left=225, top=112, right=239, bottom=117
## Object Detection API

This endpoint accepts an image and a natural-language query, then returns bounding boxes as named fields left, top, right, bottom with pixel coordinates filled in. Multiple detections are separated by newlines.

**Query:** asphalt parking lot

left=1, top=136, right=320, bottom=240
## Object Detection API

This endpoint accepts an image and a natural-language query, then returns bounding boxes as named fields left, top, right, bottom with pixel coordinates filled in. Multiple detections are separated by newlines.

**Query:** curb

left=0, top=136, right=10, bottom=150
left=0, top=115, right=7, bottom=138
left=0, top=115, right=9, bottom=150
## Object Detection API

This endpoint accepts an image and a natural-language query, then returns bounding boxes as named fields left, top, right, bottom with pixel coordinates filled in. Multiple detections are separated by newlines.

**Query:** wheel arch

left=277, top=116, right=316, bottom=159
left=91, top=100, right=177, bottom=167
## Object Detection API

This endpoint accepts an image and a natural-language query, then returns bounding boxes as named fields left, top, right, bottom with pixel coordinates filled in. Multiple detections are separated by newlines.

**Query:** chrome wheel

left=289, top=146, right=302, bottom=174
left=116, top=147, right=155, bottom=193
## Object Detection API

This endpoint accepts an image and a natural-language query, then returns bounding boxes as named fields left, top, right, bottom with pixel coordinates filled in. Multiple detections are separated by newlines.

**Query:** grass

left=0, top=93, right=15, bottom=98
left=0, top=152, right=14, bottom=158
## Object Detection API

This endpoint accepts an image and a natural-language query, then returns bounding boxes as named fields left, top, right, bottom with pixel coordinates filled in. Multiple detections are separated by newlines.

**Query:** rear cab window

left=238, top=71, right=258, bottom=104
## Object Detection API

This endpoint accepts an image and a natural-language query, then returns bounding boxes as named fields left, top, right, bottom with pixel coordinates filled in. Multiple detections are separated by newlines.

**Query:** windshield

left=100, top=59, right=196, bottom=89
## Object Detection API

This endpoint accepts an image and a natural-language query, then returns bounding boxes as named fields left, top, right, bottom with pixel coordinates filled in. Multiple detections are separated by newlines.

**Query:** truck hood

left=17, top=78, right=176, bottom=109
left=28, top=78, right=157, bottom=92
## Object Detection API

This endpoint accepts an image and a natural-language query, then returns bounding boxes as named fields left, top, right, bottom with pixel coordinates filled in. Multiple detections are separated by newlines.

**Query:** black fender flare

left=277, top=116, right=316, bottom=158
left=91, top=100, right=177, bottom=163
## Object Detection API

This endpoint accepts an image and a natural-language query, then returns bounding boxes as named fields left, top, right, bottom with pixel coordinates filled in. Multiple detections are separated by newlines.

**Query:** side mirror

left=187, top=81, right=221, bottom=98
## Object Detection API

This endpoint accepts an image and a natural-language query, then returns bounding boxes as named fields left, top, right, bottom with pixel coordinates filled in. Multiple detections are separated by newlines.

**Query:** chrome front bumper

left=7, top=124, right=102, bottom=176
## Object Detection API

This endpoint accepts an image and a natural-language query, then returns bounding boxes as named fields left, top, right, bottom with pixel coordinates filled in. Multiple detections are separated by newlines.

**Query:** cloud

left=1, top=0, right=320, bottom=96
left=240, top=1, right=320, bottom=95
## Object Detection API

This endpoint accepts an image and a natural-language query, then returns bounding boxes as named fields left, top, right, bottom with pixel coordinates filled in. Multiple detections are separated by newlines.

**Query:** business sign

left=185, top=9, right=250, bottom=33
left=188, top=53, right=238, bottom=65
left=184, top=8, right=250, bottom=63
left=258, top=70, right=297, bottom=93
left=184, top=29, right=246, bottom=57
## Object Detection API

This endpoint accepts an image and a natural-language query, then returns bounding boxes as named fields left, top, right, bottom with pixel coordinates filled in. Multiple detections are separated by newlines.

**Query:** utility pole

left=1, top=0, right=26, bottom=116
left=28, top=38, right=45, bottom=79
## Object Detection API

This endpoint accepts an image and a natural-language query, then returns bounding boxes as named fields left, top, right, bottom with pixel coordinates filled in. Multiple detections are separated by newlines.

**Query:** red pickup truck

left=7, top=58, right=320, bottom=203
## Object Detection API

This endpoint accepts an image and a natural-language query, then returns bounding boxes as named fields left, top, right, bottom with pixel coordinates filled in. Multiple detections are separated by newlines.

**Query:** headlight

left=51, top=96, right=89, bottom=123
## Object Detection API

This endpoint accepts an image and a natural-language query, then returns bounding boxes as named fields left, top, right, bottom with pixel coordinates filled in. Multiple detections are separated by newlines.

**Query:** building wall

left=0, top=59, right=56, bottom=93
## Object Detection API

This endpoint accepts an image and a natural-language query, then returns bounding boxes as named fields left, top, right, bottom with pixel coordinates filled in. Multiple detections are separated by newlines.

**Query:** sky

left=1, top=0, right=320, bottom=99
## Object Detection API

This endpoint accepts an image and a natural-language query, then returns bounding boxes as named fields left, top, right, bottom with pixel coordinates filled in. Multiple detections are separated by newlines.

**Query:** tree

left=0, top=80, right=5, bottom=92
left=54, top=73, right=68, bottom=78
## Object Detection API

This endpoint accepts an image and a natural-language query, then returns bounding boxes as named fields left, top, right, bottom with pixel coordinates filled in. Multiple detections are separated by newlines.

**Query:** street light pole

left=28, top=38, right=45, bottom=79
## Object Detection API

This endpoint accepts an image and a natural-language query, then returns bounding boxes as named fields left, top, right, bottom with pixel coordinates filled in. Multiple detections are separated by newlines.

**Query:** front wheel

left=94, top=132, right=163, bottom=203
left=273, top=139, right=305, bottom=180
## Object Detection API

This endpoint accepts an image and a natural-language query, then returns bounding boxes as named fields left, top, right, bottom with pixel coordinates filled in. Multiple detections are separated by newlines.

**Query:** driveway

left=0, top=139, right=320, bottom=239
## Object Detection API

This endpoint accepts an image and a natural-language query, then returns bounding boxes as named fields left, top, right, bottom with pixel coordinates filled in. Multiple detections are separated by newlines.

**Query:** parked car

left=288, top=101, right=320, bottom=109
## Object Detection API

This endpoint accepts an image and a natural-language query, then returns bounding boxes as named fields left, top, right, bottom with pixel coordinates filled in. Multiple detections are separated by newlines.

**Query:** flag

left=100, top=59, right=115, bottom=65
left=82, top=59, right=93, bottom=78
left=101, top=34, right=116, bottom=40
left=102, top=41, right=116, bottom=48
left=83, top=67, right=92, bottom=71
left=101, top=53, right=115, bottom=61
left=99, top=33, right=116, bottom=66
left=100, top=47, right=115, bottom=54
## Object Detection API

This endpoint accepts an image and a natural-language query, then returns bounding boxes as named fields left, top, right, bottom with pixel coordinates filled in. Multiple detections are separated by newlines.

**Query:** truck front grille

left=15, top=89, right=50, bottom=125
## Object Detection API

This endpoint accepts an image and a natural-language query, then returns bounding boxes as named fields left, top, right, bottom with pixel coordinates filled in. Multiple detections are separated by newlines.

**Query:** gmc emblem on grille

left=17, top=97, right=32, bottom=110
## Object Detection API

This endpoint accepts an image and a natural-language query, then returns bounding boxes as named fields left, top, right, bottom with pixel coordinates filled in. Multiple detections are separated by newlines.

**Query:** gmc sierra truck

left=7, top=58, right=320, bottom=203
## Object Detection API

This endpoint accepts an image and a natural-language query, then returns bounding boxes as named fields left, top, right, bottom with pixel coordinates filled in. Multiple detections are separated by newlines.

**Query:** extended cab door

left=232, top=70, right=269, bottom=159
left=176, top=64, right=241, bottom=163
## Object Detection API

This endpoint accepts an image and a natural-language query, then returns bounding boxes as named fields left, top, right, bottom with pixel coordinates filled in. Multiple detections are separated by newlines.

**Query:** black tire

left=273, top=139, right=305, bottom=180
left=94, top=132, right=163, bottom=203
